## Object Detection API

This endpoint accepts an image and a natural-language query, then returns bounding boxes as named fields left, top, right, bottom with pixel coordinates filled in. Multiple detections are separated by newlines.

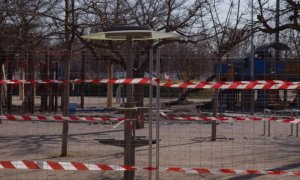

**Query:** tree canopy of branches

left=203, top=0, right=253, bottom=58
left=257, top=0, right=300, bottom=33
left=0, top=0, right=59, bottom=50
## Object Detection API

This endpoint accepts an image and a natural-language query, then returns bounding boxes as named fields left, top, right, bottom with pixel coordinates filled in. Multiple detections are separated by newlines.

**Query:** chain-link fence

left=0, top=47, right=300, bottom=180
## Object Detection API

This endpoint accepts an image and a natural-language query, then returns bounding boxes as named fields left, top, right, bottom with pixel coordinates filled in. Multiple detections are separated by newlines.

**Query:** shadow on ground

left=229, top=162, right=300, bottom=180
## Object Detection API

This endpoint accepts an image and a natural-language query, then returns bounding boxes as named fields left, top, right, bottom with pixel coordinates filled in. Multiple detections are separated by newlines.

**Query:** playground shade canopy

left=81, top=26, right=177, bottom=41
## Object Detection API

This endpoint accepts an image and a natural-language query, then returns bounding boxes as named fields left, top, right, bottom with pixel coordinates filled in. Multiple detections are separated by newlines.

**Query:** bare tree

left=70, top=0, right=211, bottom=129
left=0, top=0, right=58, bottom=50
left=77, top=0, right=209, bottom=66
left=201, top=0, right=253, bottom=141
left=0, top=0, right=60, bottom=113
left=256, top=0, right=300, bottom=57
left=61, top=0, right=77, bottom=157
left=257, top=0, right=300, bottom=33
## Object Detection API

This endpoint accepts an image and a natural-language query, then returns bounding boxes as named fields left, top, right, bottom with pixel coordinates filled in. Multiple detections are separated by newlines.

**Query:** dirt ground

left=0, top=97, right=300, bottom=180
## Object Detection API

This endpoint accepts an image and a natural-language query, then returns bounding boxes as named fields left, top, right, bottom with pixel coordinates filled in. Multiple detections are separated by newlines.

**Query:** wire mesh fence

left=0, top=47, right=300, bottom=180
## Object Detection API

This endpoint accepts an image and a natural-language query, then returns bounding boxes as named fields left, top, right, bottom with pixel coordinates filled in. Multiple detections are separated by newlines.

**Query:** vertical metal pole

left=80, top=50, right=85, bottom=109
left=274, top=0, right=280, bottom=104
left=263, top=121, right=266, bottom=136
left=274, top=0, right=280, bottom=81
left=211, top=89, right=219, bottom=141
left=267, top=110, right=271, bottom=137
left=0, top=52, right=3, bottom=121
left=124, top=36, right=135, bottom=180
left=107, top=61, right=113, bottom=107
left=262, top=109, right=270, bottom=136
left=125, top=36, right=133, bottom=103
left=0, top=82, right=2, bottom=121
left=250, top=0, right=255, bottom=115
left=148, top=47, right=153, bottom=180
left=290, top=124, right=294, bottom=136
left=275, top=0, right=280, bottom=44
left=267, top=121, right=271, bottom=137
left=155, top=48, right=160, bottom=180
left=47, top=50, right=52, bottom=113
left=7, top=55, right=12, bottom=113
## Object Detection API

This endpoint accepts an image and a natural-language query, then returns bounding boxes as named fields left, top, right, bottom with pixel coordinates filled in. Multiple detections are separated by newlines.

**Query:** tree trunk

left=211, top=56, right=222, bottom=141
left=61, top=52, right=71, bottom=157
left=61, top=0, right=77, bottom=157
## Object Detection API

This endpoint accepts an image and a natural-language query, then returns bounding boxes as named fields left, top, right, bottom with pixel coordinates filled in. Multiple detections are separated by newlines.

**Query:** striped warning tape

left=0, top=160, right=299, bottom=176
left=0, top=114, right=126, bottom=123
left=159, top=82, right=300, bottom=90
left=160, top=112, right=300, bottom=124
left=2, top=113, right=299, bottom=124
left=191, top=80, right=300, bottom=84
left=2, top=79, right=300, bottom=90
left=0, top=78, right=159, bottom=85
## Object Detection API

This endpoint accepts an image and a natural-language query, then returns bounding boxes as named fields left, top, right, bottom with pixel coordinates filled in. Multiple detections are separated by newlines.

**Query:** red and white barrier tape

left=0, top=160, right=299, bottom=176
left=193, top=80, right=300, bottom=84
left=160, top=112, right=300, bottom=124
left=160, top=82, right=300, bottom=90
left=3, top=79, right=300, bottom=89
left=3, top=113, right=299, bottom=124
left=0, top=78, right=159, bottom=85
left=0, top=115, right=126, bottom=122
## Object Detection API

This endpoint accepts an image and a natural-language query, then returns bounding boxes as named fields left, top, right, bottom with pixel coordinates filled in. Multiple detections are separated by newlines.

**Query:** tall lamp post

left=82, top=26, right=176, bottom=180
left=250, top=0, right=255, bottom=115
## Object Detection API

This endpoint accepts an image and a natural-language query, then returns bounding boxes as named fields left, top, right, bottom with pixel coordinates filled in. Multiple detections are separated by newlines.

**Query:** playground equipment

left=210, top=42, right=300, bottom=111
left=82, top=25, right=176, bottom=180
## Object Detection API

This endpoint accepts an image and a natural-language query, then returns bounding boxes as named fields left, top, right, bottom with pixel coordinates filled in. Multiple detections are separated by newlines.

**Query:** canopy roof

left=81, top=26, right=177, bottom=41
left=256, top=42, right=290, bottom=52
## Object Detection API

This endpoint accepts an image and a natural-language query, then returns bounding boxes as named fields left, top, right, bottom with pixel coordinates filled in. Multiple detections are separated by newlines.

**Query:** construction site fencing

left=0, top=48, right=300, bottom=180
